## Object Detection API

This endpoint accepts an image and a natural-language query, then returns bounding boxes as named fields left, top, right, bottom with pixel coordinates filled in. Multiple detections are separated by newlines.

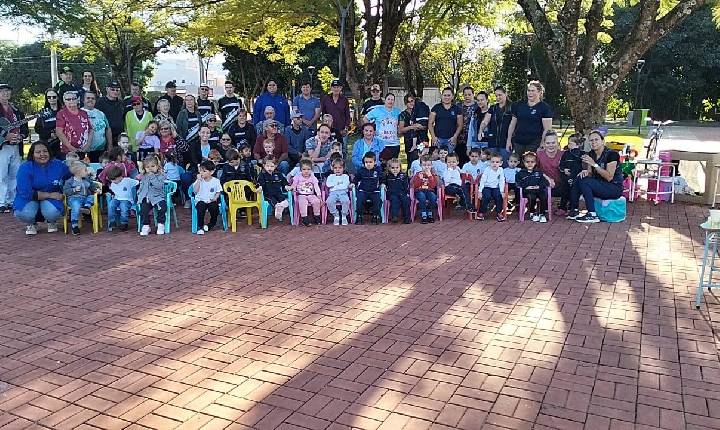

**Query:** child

left=409, top=145, right=434, bottom=177
left=476, top=153, right=506, bottom=222
left=192, top=159, right=222, bottom=235
left=64, top=151, right=80, bottom=168
left=291, top=159, right=322, bottom=226
left=287, top=155, right=312, bottom=184
left=462, top=148, right=486, bottom=182
left=257, top=156, right=292, bottom=222
left=322, top=141, right=343, bottom=174
left=558, top=138, right=584, bottom=215
left=410, top=155, right=439, bottom=224
left=504, top=153, right=521, bottom=211
left=106, top=165, right=139, bottom=231
left=137, top=155, right=167, bottom=235
left=136, top=121, right=160, bottom=160
left=221, top=148, right=255, bottom=183
left=325, top=159, right=351, bottom=225
left=433, top=146, right=449, bottom=178
left=163, top=151, right=182, bottom=204
left=63, top=161, right=100, bottom=235
left=98, top=146, right=138, bottom=185
left=208, top=149, right=224, bottom=179
left=353, top=151, right=384, bottom=225
left=443, top=153, right=473, bottom=213
left=516, top=152, right=549, bottom=223
left=384, top=158, right=411, bottom=224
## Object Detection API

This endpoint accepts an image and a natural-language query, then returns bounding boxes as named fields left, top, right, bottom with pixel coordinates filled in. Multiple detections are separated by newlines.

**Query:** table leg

left=696, top=232, right=712, bottom=309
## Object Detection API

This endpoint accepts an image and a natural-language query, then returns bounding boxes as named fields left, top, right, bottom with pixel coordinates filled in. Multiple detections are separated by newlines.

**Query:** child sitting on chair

left=292, top=159, right=322, bottom=226
left=221, top=148, right=255, bottom=184
left=443, top=153, right=474, bottom=213
left=325, top=159, right=351, bottom=225
left=137, top=155, right=167, bottom=236
left=63, top=161, right=100, bottom=235
left=136, top=121, right=160, bottom=161
left=462, top=148, right=486, bottom=182
left=192, top=160, right=222, bottom=235
left=106, top=165, right=139, bottom=232
left=433, top=146, right=449, bottom=178
left=322, top=141, right=344, bottom=174
left=257, top=155, right=292, bottom=222
left=411, top=155, right=439, bottom=224
left=476, top=152, right=506, bottom=222
left=409, top=145, right=434, bottom=176
left=558, top=138, right=585, bottom=215
left=98, top=146, right=138, bottom=185
left=353, top=151, right=384, bottom=225
left=516, top=152, right=550, bottom=223
left=384, top=158, right=411, bottom=224
left=504, top=153, right=521, bottom=211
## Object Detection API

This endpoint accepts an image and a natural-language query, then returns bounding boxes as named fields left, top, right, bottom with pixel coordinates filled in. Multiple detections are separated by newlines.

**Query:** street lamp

left=635, top=59, right=645, bottom=134
left=307, top=65, right=316, bottom=91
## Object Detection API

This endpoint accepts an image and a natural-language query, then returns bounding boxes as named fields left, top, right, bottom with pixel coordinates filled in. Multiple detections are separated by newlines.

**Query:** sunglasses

left=221, top=138, right=231, bottom=141
left=47, top=95, right=58, bottom=99
left=132, top=102, right=141, bottom=106
left=85, top=97, right=96, bottom=100
left=109, top=88, right=119, bottom=91
left=64, top=97, right=77, bottom=101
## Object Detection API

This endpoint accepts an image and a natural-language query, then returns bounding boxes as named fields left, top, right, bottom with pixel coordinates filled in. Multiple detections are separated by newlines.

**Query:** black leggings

left=523, top=189, right=546, bottom=214
left=140, top=200, right=167, bottom=226
left=196, top=200, right=219, bottom=228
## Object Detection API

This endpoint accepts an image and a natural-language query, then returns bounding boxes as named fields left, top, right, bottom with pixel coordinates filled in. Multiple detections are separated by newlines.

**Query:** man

left=253, top=119, right=290, bottom=174
left=154, top=81, right=184, bottom=120
left=398, top=92, right=429, bottom=169
left=361, top=84, right=383, bottom=117
left=123, top=81, right=151, bottom=114
left=0, top=84, right=28, bottom=213
left=96, top=81, right=125, bottom=143
left=218, top=80, right=244, bottom=132
left=256, top=106, right=276, bottom=135
left=292, top=81, right=321, bottom=135
left=197, top=83, right=217, bottom=122
left=82, top=92, right=113, bottom=162
left=284, top=111, right=311, bottom=168
left=54, top=66, right=81, bottom=107
left=206, top=115, right=222, bottom=147
left=320, top=79, right=351, bottom=149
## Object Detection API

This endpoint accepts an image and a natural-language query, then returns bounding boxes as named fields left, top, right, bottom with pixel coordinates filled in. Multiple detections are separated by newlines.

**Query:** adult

left=176, top=95, right=203, bottom=147
left=157, top=120, right=189, bottom=178
left=197, top=83, right=217, bottom=121
left=35, top=89, right=61, bottom=156
left=53, top=66, right=81, bottom=107
left=123, top=81, right=151, bottom=114
left=398, top=92, right=429, bottom=169
left=253, top=120, right=290, bottom=174
left=428, top=87, right=462, bottom=153
left=154, top=98, right=176, bottom=131
left=56, top=91, right=93, bottom=157
left=360, top=84, right=383, bottom=117
left=568, top=130, right=623, bottom=223
left=320, top=79, right=351, bottom=151
left=0, top=84, right=28, bottom=213
left=14, top=141, right=70, bottom=235
left=255, top=106, right=276, bottom=136
left=124, top=96, right=153, bottom=153
left=190, top=125, right=214, bottom=168
left=478, top=86, right=513, bottom=162
left=227, top=108, right=256, bottom=149
left=284, top=111, right=311, bottom=167
left=96, top=81, right=125, bottom=143
left=292, top=81, right=321, bottom=135
left=363, top=93, right=401, bottom=161
left=82, top=91, right=113, bottom=162
left=467, top=91, right=490, bottom=155
left=351, top=123, right=384, bottom=172
left=506, top=80, right=553, bottom=158
left=536, top=130, right=563, bottom=213
left=80, top=70, right=101, bottom=98
left=252, top=79, right=290, bottom=127
left=218, top=80, right=244, bottom=132
left=206, top=116, right=222, bottom=147
left=456, top=86, right=477, bottom=165
left=305, top=124, right=335, bottom=166
left=155, top=81, right=184, bottom=120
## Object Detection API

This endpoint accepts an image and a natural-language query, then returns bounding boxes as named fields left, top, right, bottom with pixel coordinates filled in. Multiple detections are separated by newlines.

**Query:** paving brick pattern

left=1, top=201, right=719, bottom=429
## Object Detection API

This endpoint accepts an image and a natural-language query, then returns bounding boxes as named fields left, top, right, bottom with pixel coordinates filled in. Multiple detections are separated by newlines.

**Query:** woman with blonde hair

left=505, top=80, right=554, bottom=160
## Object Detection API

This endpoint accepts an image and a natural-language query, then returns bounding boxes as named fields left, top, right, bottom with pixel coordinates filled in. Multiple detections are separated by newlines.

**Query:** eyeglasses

left=64, top=97, right=77, bottom=101
left=132, top=102, right=141, bottom=106
left=47, top=95, right=58, bottom=99
left=109, top=88, right=119, bottom=91
left=221, top=138, right=231, bottom=141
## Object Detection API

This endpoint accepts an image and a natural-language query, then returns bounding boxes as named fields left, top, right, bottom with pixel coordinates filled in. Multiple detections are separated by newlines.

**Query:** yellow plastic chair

left=63, top=181, right=103, bottom=234
left=223, top=180, right=263, bottom=232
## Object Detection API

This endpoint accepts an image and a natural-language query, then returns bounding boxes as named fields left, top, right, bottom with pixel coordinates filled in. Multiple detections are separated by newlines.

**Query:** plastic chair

left=518, top=187, right=553, bottom=222
left=188, top=185, right=228, bottom=233
left=63, top=181, right=103, bottom=234
left=440, top=174, right=475, bottom=220
left=409, top=184, right=444, bottom=222
left=351, top=187, right=386, bottom=223
left=223, top=180, right=263, bottom=231
left=259, top=189, right=293, bottom=227
left=321, top=184, right=354, bottom=225
left=292, top=190, right=325, bottom=226
left=105, top=186, right=139, bottom=231
left=474, top=183, right=509, bottom=219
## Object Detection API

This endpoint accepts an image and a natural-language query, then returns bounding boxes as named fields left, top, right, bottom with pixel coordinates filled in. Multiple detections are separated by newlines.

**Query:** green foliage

left=317, top=67, right=336, bottom=94
left=606, top=95, right=631, bottom=120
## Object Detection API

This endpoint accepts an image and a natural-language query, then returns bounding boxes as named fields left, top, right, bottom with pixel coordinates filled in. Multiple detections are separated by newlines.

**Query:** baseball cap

left=165, top=81, right=177, bottom=88
left=131, top=95, right=142, bottom=103
left=330, top=79, right=342, bottom=87
left=370, top=84, right=381, bottom=91
left=0, top=84, right=12, bottom=91
left=199, top=82, right=210, bottom=89
left=107, top=81, right=121, bottom=88
left=61, top=66, right=73, bottom=73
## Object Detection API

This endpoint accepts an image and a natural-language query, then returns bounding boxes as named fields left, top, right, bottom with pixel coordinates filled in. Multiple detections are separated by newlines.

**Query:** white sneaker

left=183, top=201, right=191, bottom=209
left=341, top=216, right=348, bottom=226
left=275, top=212, right=283, bottom=222
left=196, top=229, right=204, bottom=235
left=156, top=224, right=165, bottom=235
left=531, top=213, right=540, bottom=222
left=539, top=214, right=547, bottom=223
left=333, top=216, right=340, bottom=226
left=46, top=223, right=58, bottom=233
left=140, top=225, right=151, bottom=236
left=25, top=225, right=37, bottom=235
left=203, top=225, right=209, bottom=232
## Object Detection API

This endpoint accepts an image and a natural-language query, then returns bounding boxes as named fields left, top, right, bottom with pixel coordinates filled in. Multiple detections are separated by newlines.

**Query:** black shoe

left=428, top=215, right=435, bottom=223
left=421, top=216, right=428, bottom=224
left=566, top=209, right=580, bottom=220
left=391, top=216, right=398, bottom=223
left=0, top=205, right=7, bottom=213
left=313, top=215, right=321, bottom=225
left=370, top=215, right=379, bottom=225
left=71, top=225, right=80, bottom=235
left=403, top=219, right=411, bottom=224
left=119, top=223, right=129, bottom=231
left=301, top=216, right=310, bottom=226
left=575, top=213, right=600, bottom=223
left=355, top=216, right=364, bottom=225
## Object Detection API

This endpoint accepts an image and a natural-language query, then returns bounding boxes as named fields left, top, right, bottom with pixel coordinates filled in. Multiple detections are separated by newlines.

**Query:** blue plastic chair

left=259, top=190, right=293, bottom=228
left=105, top=187, right=139, bottom=231
left=188, top=185, right=228, bottom=233
left=351, top=187, right=387, bottom=223
left=135, top=181, right=179, bottom=233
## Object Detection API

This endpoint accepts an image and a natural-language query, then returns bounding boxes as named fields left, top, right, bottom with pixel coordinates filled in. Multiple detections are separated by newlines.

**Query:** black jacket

left=257, top=170, right=288, bottom=202
left=516, top=169, right=548, bottom=191
left=221, top=160, right=255, bottom=184
left=383, top=172, right=409, bottom=196
left=96, top=96, right=125, bottom=136
left=354, top=166, right=384, bottom=193
left=559, top=148, right=584, bottom=179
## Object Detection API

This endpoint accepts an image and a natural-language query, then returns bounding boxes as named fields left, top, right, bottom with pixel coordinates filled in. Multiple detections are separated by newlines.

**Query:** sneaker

left=25, top=224, right=37, bottom=235
left=119, top=223, right=129, bottom=232
left=156, top=224, right=165, bottom=235
left=203, top=225, right=209, bottom=232
left=566, top=209, right=580, bottom=220
left=301, top=216, right=310, bottom=226
left=71, top=225, right=80, bottom=235
left=46, top=222, right=58, bottom=233
left=341, top=216, right=348, bottom=226
left=391, top=216, right=398, bottom=223
left=496, top=214, right=506, bottom=222
left=275, top=211, right=283, bottom=222
left=475, top=212, right=485, bottom=221
left=370, top=215, right=379, bottom=225
left=539, top=214, right=547, bottom=223
left=183, top=201, right=191, bottom=209
left=428, top=215, right=434, bottom=223
left=421, top=216, right=428, bottom=224
left=403, top=219, right=411, bottom=224
left=576, top=213, right=600, bottom=223
left=333, top=216, right=340, bottom=226
left=196, top=229, right=204, bottom=235
left=0, top=205, right=8, bottom=213
left=313, top=215, right=321, bottom=225
left=531, top=213, right=540, bottom=222
left=140, top=225, right=151, bottom=236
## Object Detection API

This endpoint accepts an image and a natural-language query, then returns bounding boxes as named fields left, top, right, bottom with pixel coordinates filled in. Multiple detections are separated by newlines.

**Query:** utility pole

left=50, top=46, right=58, bottom=86
left=197, top=39, right=205, bottom=85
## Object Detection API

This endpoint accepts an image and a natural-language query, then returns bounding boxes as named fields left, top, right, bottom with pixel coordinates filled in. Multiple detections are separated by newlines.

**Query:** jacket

left=515, top=169, right=548, bottom=191
left=176, top=108, right=203, bottom=143
left=351, top=137, right=385, bottom=172
left=252, top=92, right=291, bottom=127
left=559, top=148, right=585, bottom=178
left=96, top=96, right=125, bottom=136
left=14, top=159, right=71, bottom=213
left=221, top=161, right=255, bottom=184
left=63, top=177, right=98, bottom=198
left=411, top=172, right=438, bottom=191
left=257, top=170, right=289, bottom=202
left=137, top=172, right=167, bottom=206
left=283, top=125, right=311, bottom=156
left=354, top=166, right=383, bottom=193
left=384, top=172, right=409, bottom=196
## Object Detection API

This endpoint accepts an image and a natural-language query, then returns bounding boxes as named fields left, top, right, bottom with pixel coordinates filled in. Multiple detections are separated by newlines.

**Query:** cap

left=61, top=66, right=73, bottom=73
left=263, top=119, right=278, bottom=128
left=370, top=84, right=381, bottom=91
left=131, top=95, right=142, bottom=103
left=291, top=111, right=302, bottom=118
left=330, top=79, right=342, bottom=87
left=0, top=84, right=12, bottom=91
left=165, top=81, right=177, bottom=88
left=199, top=82, right=210, bottom=89
left=206, top=115, right=218, bottom=122
left=107, top=81, right=121, bottom=88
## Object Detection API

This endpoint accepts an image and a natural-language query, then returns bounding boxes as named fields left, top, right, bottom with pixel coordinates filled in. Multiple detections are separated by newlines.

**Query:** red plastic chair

left=518, top=187, right=553, bottom=222
left=475, top=182, right=509, bottom=218
left=410, top=184, right=444, bottom=222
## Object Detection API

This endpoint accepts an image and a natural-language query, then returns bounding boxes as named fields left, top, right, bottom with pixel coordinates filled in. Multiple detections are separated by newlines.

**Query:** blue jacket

left=252, top=92, right=291, bottom=127
left=15, top=159, right=71, bottom=213
left=353, top=166, right=384, bottom=193
left=284, top=125, right=311, bottom=156
left=351, top=137, right=385, bottom=172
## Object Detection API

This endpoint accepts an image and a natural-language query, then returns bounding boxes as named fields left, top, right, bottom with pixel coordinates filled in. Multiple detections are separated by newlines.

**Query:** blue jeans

left=389, top=193, right=410, bottom=222
left=14, top=200, right=62, bottom=225
left=277, top=160, right=290, bottom=175
left=436, top=137, right=454, bottom=153
left=570, top=176, right=622, bottom=213
left=108, top=198, right=133, bottom=225
left=68, top=195, right=95, bottom=224
left=415, top=190, right=437, bottom=216
left=480, top=186, right=503, bottom=213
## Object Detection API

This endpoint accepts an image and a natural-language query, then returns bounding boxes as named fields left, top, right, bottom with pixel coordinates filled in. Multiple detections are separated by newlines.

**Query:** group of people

left=0, top=70, right=625, bottom=236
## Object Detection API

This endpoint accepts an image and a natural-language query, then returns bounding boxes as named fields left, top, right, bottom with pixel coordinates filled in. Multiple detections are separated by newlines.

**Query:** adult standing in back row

left=155, top=81, right=185, bottom=121
left=320, top=79, right=351, bottom=153
left=252, top=79, right=290, bottom=128
left=428, top=87, right=463, bottom=153
left=218, top=81, right=244, bottom=132
left=506, top=80, right=553, bottom=159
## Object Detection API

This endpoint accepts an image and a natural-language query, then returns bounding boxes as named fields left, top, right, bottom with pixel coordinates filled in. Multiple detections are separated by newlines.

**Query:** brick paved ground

left=1, top=201, right=719, bottom=430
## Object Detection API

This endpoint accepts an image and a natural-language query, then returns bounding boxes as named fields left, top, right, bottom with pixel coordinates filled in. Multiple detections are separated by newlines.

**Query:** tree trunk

left=399, top=48, right=425, bottom=98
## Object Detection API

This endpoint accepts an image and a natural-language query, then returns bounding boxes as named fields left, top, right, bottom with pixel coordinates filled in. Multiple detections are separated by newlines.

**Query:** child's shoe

left=341, top=216, right=349, bottom=226
left=531, top=213, right=540, bottom=222
left=25, top=224, right=37, bottom=235
left=506, top=202, right=515, bottom=212
left=203, top=225, right=210, bottom=232
left=302, top=216, right=311, bottom=226
left=427, top=215, right=434, bottom=223
left=71, top=225, right=80, bottom=235
left=496, top=214, right=506, bottom=222
left=421, top=216, right=428, bottom=224
left=196, top=229, right=204, bottom=235
left=47, top=222, right=58, bottom=233
left=539, top=214, right=547, bottom=223
left=475, top=212, right=485, bottom=221
left=370, top=215, right=379, bottom=225
left=313, top=215, right=321, bottom=225
left=119, top=223, right=129, bottom=232
left=333, top=216, right=340, bottom=226
left=156, top=223, right=165, bottom=235
left=140, top=225, right=151, bottom=236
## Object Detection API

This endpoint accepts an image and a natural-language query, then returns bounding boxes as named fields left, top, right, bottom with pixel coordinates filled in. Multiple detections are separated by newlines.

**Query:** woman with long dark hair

left=35, top=88, right=61, bottom=156
left=477, top=86, right=513, bottom=162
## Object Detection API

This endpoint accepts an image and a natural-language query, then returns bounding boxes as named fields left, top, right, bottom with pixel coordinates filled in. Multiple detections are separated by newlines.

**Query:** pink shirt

left=56, top=107, right=92, bottom=152
left=292, top=174, right=321, bottom=196
left=537, top=149, right=563, bottom=186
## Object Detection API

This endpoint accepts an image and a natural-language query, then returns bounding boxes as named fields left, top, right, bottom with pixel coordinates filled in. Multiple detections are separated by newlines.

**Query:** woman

left=124, top=96, right=153, bottom=154
left=467, top=91, right=490, bottom=155
left=80, top=70, right=101, bottom=96
left=506, top=80, right=553, bottom=158
left=35, top=89, right=61, bottom=156
left=478, top=86, right=513, bottom=163
left=536, top=130, right=564, bottom=214
left=158, top=120, right=188, bottom=162
left=154, top=98, right=176, bottom=131
left=56, top=91, right=94, bottom=157
left=456, top=86, right=477, bottom=165
left=351, top=122, right=384, bottom=172
left=254, top=120, right=290, bottom=174
left=14, top=141, right=71, bottom=235
left=190, top=125, right=213, bottom=168
left=252, top=79, right=290, bottom=127
left=568, top=130, right=623, bottom=223
left=227, top=108, right=256, bottom=148
left=176, top=95, right=203, bottom=147
left=363, top=93, right=401, bottom=161
left=428, top=87, right=463, bottom=153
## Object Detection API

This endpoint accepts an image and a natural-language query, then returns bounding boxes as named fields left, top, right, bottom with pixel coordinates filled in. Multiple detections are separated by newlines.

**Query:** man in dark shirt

left=155, top=81, right=184, bottom=120
left=123, top=82, right=151, bottom=114
left=197, top=83, right=217, bottom=121
left=54, top=66, right=82, bottom=107
left=96, top=81, right=125, bottom=142
left=218, top=81, right=244, bottom=132
left=360, top=84, right=383, bottom=117
left=320, top=79, right=351, bottom=149
left=284, top=112, right=311, bottom=168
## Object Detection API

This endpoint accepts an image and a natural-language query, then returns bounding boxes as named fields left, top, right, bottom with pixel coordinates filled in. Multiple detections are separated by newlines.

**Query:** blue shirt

left=252, top=92, right=291, bottom=127
left=511, top=100, right=553, bottom=145
left=431, top=103, right=460, bottom=139
left=366, top=106, right=401, bottom=147
left=292, top=95, right=320, bottom=130
left=15, top=159, right=71, bottom=213
left=351, top=137, right=385, bottom=171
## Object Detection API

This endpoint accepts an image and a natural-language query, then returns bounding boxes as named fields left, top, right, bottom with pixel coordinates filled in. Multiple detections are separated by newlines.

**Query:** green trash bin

left=632, top=109, right=649, bottom=126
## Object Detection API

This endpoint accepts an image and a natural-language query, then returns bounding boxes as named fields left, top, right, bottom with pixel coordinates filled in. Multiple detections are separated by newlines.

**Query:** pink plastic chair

left=518, top=187, right=553, bottom=222
left=321, top=183, right=354, bottom=224
left=409, top=184, right=444, bottom=222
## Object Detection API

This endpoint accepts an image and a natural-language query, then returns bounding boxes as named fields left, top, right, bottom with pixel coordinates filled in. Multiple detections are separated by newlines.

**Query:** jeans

left=68, top=195, right=95, bottom=224
left=444, top=183, right=472, bottom=210
left=480, top=186, right=503, bottom=213
left=436, top=137, right=454, bottom=153
left=108, top=198, right=133, bottom=225
left=14, top=200, right=62, bottom=224
left=140, top=200, right=167, bottom=226
left=570, top=176, right=622, bottom=213
left=277, top=160, right=290, bottom=175
left=355, top=190, right=381, bottom=217
left=414, top=190, right=437, bottom=216
left=389, top=193, right=410, bottom=222
left=0, top=144, right=21, bottom=206
left=180, top=172, right=194, bottom=200
left=326, top=191, right=350, bottom=216
left=196, top=200, right=219, bottom=228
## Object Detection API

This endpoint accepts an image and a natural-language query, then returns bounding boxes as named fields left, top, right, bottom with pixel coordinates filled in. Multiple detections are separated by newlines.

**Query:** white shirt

left=442, top=167, right=462, bottom=186
left=109, top=178, right=138, bottom=202
left=195, top=177, right=222, bottom=203
left=462, top=161, right=487, bottom=181
left=479, top=167, right=505, bottom=190
left=326, top=173, right=350, bottom=192
left=433, top=160, right=447, bottom=178
left=410, top=159, right=422, bottom=177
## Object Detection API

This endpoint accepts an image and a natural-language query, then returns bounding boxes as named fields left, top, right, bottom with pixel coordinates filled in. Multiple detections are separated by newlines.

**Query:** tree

left=516, top=0, right=709, bottom=132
